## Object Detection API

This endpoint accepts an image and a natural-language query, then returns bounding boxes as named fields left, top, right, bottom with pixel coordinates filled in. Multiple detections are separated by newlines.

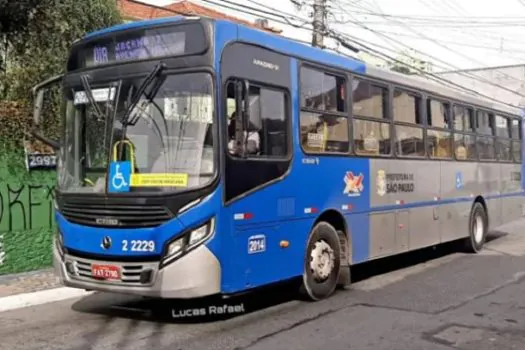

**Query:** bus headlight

left=160, top=217, right=215, bottom=267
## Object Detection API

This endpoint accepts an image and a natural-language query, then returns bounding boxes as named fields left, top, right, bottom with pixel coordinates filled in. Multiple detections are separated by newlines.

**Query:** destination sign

left=90, top=31, right=185, bottom=67
left=71, top=22, right=207, bottom=70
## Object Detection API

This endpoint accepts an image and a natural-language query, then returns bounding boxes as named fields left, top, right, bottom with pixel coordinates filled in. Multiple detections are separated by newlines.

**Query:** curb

left=0, top=287, right=93, bottom=313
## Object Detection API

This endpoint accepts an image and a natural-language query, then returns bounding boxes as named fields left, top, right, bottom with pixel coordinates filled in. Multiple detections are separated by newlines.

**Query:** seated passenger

left=228, top=111, right=260, bottom=155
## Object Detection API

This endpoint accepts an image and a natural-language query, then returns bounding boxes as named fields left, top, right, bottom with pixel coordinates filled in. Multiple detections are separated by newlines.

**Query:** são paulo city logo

left=343, top=171, right=364, bottom=197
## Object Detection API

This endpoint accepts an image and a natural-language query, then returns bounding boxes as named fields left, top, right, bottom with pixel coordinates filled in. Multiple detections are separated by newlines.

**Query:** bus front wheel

left=464, top=201, right=488, bottom=253
left=299, top=221, right=341, bottom=301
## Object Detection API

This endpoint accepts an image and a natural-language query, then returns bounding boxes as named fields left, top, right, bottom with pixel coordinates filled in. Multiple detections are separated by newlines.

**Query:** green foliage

left=1, top=0, right=122, bottom=149
left=4, top=0, right=122, bottom=102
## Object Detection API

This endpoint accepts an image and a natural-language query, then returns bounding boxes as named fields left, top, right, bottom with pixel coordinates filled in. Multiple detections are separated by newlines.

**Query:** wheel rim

left=309, top=239, right=335, bottom=282
left=473, top=213, right=484, bottom=243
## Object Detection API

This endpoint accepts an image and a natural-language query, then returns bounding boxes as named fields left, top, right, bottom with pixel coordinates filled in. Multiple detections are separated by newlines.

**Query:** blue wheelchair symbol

left=108, top=161, right=131, bottom=193
left=455, top=171, right=463, bottom=189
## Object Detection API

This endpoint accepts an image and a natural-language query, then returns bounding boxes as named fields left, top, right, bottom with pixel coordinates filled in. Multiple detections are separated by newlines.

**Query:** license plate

left=91, top=264, right=120, bottom=280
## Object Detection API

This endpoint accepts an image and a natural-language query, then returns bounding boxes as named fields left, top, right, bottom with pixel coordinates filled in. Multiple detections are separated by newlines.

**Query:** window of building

left=300, top=66, right=345, bottom=113
left=352, top=79, right=387, bottom=119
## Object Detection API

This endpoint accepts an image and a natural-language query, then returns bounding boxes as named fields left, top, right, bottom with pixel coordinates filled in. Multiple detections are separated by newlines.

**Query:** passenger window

left=477, top=136, right=495, bottom=160
left=476, top=110, right=494, bottom=136
left=453, top=105, right=470, bottom=131
left=497, top=139, right=512, bottom=161
left=428, top=129, right=452, bottom=159
left=393, top=90, right=422, bottom=124
left=300, top=67, right=345, bottom=112
left=352, top=79, right=386, bottom=119
left=511, top=119, right=521, bottom=139
left=353, top=119, right=390, bottom=155
left=454, top=134, right=477, bottom=160
left=395, top=125, right=425, bottom=157
left=513, top=140, right=521, bottom=162
left=225, top=82, right=288, bottom=158
left=427, top=99, right=450, bottom=129
left=495, top=115, right=510, bottom=138
left=300, top=112, right=349, bottom=153
left=393, top=89, right=424, bottom=157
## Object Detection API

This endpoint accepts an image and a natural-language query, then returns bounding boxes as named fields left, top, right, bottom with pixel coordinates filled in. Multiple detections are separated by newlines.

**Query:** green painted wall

left=0, top=149, right=56, bottom=275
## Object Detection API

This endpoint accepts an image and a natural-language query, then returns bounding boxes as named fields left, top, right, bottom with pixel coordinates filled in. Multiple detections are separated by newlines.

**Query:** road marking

left=0, top=287, right=93, bottom=313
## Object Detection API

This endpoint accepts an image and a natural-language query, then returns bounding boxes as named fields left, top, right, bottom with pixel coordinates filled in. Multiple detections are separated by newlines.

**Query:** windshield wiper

left=121, top=62, right=166, bottom=127
left=116, top=62, right=167, bottom=163
left=80, top=74, right=106, bottom=121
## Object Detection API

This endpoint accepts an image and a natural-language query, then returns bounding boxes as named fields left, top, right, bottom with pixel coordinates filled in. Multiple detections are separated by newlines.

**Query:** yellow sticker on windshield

left=131, top=173, right=188, bottom=187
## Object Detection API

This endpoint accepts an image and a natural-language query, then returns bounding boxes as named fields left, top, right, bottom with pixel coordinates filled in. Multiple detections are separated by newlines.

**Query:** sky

left=141, top=0, right=525, bottom=72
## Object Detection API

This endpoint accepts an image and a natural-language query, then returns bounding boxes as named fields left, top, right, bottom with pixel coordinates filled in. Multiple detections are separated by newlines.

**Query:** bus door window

left=225, top=82, right=287, bottom=158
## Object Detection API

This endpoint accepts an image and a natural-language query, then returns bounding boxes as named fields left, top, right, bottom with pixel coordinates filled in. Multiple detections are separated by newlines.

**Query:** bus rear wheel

left=299, top=221, right=341, bottom=301
left=464, top=201, right=488, bottom=253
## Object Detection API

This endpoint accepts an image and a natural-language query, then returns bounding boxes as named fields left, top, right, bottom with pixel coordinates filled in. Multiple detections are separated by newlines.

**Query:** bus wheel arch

left=464, top=197, right=488, bottom=253
left=299, top=210, right=351, bottom=301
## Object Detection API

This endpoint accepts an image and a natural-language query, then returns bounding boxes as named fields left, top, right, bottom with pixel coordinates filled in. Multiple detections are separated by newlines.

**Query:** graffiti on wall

left=0, top=184, right=56, bottom=233
left=0, top=183, right=56, bottom=272
left=0, top=235, right=4, bottom=266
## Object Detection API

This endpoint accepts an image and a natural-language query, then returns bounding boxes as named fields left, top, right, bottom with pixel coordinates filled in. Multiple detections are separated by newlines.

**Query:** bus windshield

left=58, top=72, right=215, bottom=194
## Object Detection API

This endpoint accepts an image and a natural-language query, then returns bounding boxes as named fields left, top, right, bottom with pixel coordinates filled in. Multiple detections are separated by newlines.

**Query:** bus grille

left=66, top=256, right=157, bottom=287
left=60, top=203, right=173, bottom=228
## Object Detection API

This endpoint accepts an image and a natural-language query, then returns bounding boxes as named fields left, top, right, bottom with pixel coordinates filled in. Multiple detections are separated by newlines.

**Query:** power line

left=329, top=30, right=521, bottom=111
left=129, top=0, right=522, bottom=110
left=332, top=3, right=525, bottom=96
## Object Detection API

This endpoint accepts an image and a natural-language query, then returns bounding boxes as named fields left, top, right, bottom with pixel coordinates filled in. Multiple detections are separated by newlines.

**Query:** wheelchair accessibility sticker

left=109, top=161, right=132, bottom=193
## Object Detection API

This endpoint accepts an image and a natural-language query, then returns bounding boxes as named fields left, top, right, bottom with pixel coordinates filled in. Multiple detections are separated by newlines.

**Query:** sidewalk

left=0, top=269, right=59, bottom=298
left=0, top=268, right=92, bottom=312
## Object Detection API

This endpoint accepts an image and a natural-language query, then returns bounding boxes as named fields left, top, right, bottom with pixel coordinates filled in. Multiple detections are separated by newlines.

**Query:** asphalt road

left=1, top=220, right=525, bottom=350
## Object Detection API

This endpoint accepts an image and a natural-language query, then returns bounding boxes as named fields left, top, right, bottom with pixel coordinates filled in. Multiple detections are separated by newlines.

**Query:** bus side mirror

left=30, top=74, right=63, bottom=151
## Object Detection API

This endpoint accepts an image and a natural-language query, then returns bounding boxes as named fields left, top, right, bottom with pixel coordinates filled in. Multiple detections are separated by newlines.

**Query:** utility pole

left=311, top=0, right=327, bottom=48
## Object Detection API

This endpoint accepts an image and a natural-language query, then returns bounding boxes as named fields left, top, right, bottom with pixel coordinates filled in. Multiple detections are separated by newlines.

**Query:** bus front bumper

left=53, top=243, right=221, bottom=299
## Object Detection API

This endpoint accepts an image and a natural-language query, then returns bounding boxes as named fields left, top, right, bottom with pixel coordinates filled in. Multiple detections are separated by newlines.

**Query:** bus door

left=221, top=42, right=295, bottom=290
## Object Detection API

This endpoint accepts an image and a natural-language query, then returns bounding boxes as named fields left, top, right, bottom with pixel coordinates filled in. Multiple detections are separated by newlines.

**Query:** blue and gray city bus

left=32, top=15, right=524, bottom=302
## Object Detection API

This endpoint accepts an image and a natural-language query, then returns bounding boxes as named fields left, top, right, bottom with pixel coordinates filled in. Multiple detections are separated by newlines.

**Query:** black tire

left=299, top=221, right=341, bottom=301
left=464, top=201, right=488, bottom=253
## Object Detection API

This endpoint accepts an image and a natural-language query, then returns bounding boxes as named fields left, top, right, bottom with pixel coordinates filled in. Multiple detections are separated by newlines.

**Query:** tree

left=4, top=0, right=122, bottom=102
left=0, top=0, right=122, bottom=150
left=0, top=0, right=44, bottom=97
left=386, top=49, right=433, bottom=75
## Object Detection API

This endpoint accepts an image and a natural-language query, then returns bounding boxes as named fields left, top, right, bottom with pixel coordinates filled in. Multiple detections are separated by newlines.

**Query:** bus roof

left=83, top=16, right=520, bottom=117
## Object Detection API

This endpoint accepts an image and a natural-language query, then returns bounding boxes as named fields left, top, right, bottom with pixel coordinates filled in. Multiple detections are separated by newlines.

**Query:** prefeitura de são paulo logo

left=343, top=171, right=364, bottom=197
